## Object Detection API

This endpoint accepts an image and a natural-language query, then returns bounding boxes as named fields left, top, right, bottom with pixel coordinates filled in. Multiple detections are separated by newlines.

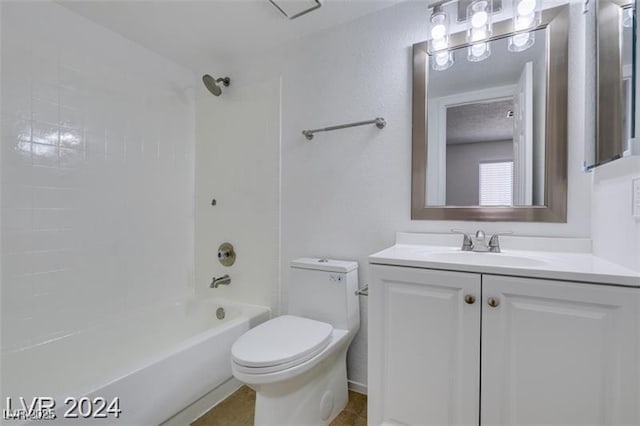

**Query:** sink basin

left=421, top=251, right=548, bottom=268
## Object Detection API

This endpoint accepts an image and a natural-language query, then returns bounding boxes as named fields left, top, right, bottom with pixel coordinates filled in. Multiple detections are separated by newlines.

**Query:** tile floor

left=192, top=386, right=367, bottom=426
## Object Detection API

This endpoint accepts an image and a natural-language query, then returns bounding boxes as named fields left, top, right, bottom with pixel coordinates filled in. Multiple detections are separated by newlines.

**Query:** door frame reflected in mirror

left=411, top=4, right=569, bottom=222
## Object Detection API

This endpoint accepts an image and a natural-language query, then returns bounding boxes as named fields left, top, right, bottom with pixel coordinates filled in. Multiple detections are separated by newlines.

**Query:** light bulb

left=471, top=43, right=487, bottom=57
left=429, top=9, right=449, bottom=52
left=470, top=27, right=488, bottom=42
left=514, top=13, right=534, bottom=30
left=431, top=24, right=446, bottom=40
left=508, top=31, right=534, bottom=52
left=468, top=42, right=490, bottom=61
left=517, top=0, right=537, bottom=17
left=471, top=10, right=488, bottom=28
left=513, top=33, right=529, bottom=47
left=432, top=51, right=454, bottom=71
left=432, top=37, right=447, bottom=51
left=435, top=52, right=449, bottom=66
left=467, top=0, right=492, bottom=44
left=513, top=33, right=527, bottom=47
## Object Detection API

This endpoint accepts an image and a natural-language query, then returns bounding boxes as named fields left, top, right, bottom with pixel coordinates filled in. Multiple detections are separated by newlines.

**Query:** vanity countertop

left=369, top=233, right=640, bottom=287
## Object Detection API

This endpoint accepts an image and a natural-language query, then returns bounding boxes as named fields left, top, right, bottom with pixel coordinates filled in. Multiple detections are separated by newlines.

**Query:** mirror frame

left=411, top=5, right=569, bottom=222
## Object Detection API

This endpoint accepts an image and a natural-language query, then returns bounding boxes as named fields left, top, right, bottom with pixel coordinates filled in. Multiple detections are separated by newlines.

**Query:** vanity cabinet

left=369, top=265, right=640, bottom=426
left=481, top=274, right=639, bottom=426
left=368, top=265, right=481, bottom=425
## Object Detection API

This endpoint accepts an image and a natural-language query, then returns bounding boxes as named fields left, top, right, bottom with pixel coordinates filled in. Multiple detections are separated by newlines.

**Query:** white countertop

left=369, top=233, right=640, bottom=287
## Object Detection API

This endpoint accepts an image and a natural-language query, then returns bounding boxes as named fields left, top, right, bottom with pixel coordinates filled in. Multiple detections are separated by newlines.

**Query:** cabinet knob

left=464, top=294, right=476, bottom=304
left=487, top=297, right=500, bottom=308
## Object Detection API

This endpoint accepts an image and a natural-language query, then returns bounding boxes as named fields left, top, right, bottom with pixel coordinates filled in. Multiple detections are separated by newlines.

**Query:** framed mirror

left=412, top=4, right=569, bottom=221
left=585, top=0, right=637, bottom=169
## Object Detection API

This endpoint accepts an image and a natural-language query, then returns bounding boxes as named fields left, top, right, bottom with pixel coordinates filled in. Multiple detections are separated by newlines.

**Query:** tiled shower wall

left=1, top=1, right=195, bottom=351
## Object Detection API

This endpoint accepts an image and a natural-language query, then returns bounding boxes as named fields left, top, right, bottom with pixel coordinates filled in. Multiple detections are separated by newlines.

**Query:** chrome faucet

left=451, top=230, right=512, bottom=253
left=451, top=229, right=473, bottom=251
left=487, top=232, right=512, bottom=253
left=210, top=274, right=231, bottom=288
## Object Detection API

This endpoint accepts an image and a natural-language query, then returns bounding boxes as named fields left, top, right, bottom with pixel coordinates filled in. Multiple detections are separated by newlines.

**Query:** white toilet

left=231, top=258, right=360, bottom=425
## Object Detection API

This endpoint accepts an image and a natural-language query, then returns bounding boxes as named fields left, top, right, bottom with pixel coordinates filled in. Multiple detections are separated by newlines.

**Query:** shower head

left=202, top=74, right=230, bottom=96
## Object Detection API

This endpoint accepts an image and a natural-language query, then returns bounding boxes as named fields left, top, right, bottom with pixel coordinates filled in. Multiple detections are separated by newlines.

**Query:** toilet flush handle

left=355, top=286, right=369, bottom=296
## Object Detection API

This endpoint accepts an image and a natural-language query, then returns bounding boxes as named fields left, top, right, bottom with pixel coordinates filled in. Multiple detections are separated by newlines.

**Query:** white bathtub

left=1, top=298, right=270, bottom=425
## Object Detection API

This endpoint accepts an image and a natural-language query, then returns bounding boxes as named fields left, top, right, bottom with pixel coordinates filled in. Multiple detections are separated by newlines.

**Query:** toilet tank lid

left=290, top=257, right=358, bottom=273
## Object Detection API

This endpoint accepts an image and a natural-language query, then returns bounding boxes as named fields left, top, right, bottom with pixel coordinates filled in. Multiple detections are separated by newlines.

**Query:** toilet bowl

left=231, top=258, right=360, bottom=425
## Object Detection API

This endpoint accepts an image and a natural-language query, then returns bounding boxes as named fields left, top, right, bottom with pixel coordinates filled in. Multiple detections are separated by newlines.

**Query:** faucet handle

left=488, top=231, right=513, bottom=252
left=451, top=229, right=473, bottom=251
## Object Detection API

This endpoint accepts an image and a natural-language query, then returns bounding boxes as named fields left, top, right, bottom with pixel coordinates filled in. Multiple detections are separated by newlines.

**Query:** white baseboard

left=161, top=377, right=243, bottom=426
left=348, top=380, right=368, bottom=395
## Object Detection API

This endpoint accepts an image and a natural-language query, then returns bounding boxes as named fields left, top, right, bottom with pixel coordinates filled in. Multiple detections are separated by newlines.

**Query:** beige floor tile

left=343, top=391, right=367, bottom=416
left=329, top=410, right=358, bottom=426
left=193, top=385, right=367, bottom=426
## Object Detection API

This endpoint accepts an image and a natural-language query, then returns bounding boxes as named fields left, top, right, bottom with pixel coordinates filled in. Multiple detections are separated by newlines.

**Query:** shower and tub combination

left=0, top=53, right=260, bottom=423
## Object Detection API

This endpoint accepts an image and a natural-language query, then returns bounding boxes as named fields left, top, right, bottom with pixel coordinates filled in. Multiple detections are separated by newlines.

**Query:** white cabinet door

left=368, top=265, right=481, bottom=426
left=481, top=275, right=640, bottom=426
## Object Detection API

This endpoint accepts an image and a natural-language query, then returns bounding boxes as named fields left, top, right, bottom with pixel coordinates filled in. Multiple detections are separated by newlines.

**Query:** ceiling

left=56, top=0, right=406, bottom=72
left=447, top=99, right=514, bottom=145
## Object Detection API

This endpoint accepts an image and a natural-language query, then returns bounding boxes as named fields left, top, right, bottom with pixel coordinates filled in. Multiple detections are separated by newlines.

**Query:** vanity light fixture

left=508, top=0, right=541, bottom=52
left=428, top=0, right=540, bottom=70
left=467, top=0, right=493, bottom=61
left=430, top=5, right=455, bottom=70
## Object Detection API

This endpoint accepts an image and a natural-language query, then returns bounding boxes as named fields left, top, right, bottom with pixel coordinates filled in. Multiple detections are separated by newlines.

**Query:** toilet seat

left=231, top=315, right=333, bottom=374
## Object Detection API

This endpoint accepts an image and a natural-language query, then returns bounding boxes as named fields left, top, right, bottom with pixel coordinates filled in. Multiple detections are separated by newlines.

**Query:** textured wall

left=1, top=1, right=195, bottom=351
left=591, top=157, right=640, bottom=272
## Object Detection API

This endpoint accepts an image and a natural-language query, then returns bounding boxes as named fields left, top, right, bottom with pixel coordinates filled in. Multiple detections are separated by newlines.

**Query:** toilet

left=231, top=258, right=360, bottom=425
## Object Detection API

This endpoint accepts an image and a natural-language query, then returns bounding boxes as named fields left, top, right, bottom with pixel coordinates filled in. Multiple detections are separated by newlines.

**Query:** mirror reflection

left=587, top=0, right=636, bottom=168
left=427, top=28, right=546, bottom=207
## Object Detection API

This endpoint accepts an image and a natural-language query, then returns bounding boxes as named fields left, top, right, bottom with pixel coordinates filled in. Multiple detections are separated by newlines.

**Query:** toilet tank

left=289, top=258, right=359, bottom=332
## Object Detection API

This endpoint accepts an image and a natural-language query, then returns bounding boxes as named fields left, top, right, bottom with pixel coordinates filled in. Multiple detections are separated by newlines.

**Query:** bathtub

left=1, top=298, right=270, bottom=425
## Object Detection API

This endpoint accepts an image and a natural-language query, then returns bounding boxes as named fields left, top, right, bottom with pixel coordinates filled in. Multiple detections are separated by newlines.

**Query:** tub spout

left=210, top=274, right=231, bottom=288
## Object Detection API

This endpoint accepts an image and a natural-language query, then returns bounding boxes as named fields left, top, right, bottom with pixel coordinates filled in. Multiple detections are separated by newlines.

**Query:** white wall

left=591, top=157, right=640, bottom=272
left=194, top=76, right=280, bottom=309
left=1, top=1, right=195, bottom=351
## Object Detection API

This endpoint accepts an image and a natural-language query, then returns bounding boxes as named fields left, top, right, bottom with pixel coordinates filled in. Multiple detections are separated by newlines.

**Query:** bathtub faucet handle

left=217, top=242, right=236, bottom=267
left=211, top=274, right=231, bottom=288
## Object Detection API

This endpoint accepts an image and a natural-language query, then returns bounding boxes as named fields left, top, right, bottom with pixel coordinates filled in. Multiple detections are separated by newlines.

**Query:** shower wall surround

left=194, top=78, right=280, bottom=310
left=1, top=1, right=195, bottom=351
